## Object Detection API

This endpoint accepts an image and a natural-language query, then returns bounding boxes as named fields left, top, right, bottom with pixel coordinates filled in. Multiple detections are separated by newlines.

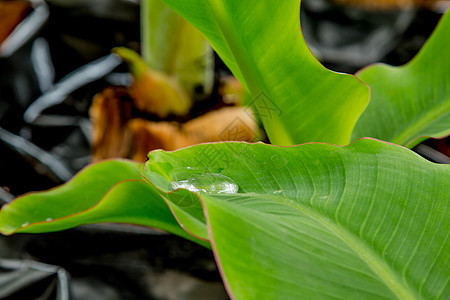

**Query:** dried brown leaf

left=129, top=107, right=259, bottom=162
left=90, top=87, right=134, bottom=162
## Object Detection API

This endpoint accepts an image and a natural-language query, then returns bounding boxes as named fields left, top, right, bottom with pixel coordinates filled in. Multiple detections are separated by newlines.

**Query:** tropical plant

left=1, top=1, right=448, bottom=299
left=113, top=0, right=214, bottom=117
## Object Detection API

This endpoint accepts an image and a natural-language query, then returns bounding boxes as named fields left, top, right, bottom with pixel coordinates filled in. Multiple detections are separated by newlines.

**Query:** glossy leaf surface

left=159, top=0, right=369, bottom=146
left=1, top=142, right=448, bottom=298
left=0, top=160, right=209, bottom=247
left=142, top=139, right=449, bottom=299
left=352, top=11, right=450, bottom=147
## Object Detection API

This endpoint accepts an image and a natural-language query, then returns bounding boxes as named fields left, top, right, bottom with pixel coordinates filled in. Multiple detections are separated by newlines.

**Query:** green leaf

left=142, top=140, right=449, bottom=299
left=1, top=139, right=447, bottom=298
left=158, top=0, right=370, bottom=146
left=0, top=160, right=209, bottom=247
left=142, top=0, right=214, bottom=97
left=352, top=11, right=450, bottom=148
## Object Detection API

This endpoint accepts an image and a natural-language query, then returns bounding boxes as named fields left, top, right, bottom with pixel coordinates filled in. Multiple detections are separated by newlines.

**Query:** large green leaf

left=1, top=140, right=447, bottom=298
left=352, top=11, right=450, bottom=147
left=158, top=0, right=369, bottom=146
left=0, top=160, right=209, bottom=247
left=141, top=139, right=449, bottom=299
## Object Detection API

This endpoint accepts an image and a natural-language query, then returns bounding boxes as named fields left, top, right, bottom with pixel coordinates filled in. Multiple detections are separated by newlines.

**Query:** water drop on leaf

left=171, top=173, right=238, bottom=194
left=21, top=222, right=30, bottom=228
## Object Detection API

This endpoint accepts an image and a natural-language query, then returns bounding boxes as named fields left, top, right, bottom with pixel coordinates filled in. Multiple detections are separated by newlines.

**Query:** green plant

left=1, top=1, right=449, bottom=299
left=141, top=0, right=214, bottom=99
left=113, top=0, right=214, bottom=117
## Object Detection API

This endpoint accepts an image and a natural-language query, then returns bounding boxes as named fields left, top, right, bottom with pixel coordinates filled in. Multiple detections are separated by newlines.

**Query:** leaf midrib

left=249, top=193, right=419, bottom=299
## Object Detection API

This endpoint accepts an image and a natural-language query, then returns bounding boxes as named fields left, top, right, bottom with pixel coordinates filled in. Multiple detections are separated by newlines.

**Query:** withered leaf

left=90, top=87, right=133, bottom=162
left=129, top=107, right=259, bottom=162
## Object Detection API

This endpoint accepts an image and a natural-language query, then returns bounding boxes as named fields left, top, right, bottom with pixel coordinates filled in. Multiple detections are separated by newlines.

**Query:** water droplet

left=21, top=222, right=30, bottom=228
left=171, top=173, right=239, bottom=194
left=273, top=190, right=283, bottom=194
left=46, top=218, right=53, bottom=222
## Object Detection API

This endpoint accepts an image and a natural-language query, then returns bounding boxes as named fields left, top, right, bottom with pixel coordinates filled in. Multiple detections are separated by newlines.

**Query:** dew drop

left=46, top=218, right=53, bottom=222
left=171, top=180, right=207, bottom=193
left=21, top=222, right=30, bottom=228
left=171, top=173, right=239, bottom=194
left=273, top=190, right=283, bottom=194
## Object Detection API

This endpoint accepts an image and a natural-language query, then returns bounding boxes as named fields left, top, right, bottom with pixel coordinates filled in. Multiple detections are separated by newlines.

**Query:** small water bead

left=20, top=222, right=30, bottom=228
left=273, top=190, right=283, bottom=195
left=170, top=173, right=239, bottom=194
left=171, top=180, right=207, bottom=193
left=46, top=218, right=53, bottom=222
